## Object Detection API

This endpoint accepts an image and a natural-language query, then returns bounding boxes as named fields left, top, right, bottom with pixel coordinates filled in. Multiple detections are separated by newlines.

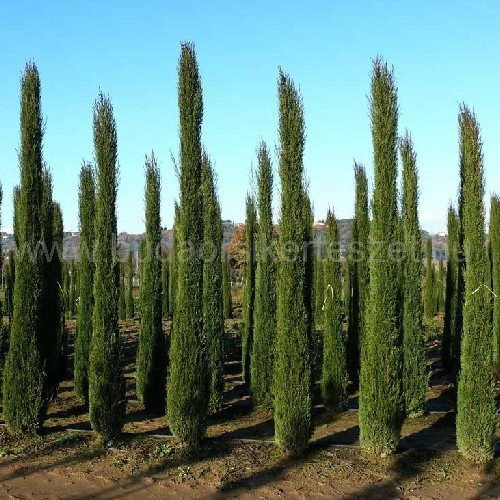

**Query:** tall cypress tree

left=400, top=132, right=427, bottom=418
left=359, top=58, right=403, bottom=456
left=126, top=251, right=135, bottom=319
left=222, top=249, right=232, bottom=319
left=273, top=69, right=312, bottom=455
left=201, top=152, right=225, bottom=412
left=456, top=106, right=495, bottom=462
left=136, top=153, right=166, bottom=411
left=490, top=195, right=500, bottom=378
left=424, top=238, right=435, bottom=320
left=251, top=141, right=276, bottom=409
left=242, top=194, right=256, bottom=387
left=52, top=202, right=65, bottom=380
left=167, top=43, right=208, bottom=447
left=347, top=163, right=369, bottom=386
left=74, top=163, right=96, bottom=404
left=89, top=91, right=125, bottom=441
left=0, top=184, right=5, bottom=399
left=321, top=209, right=348, bottom=412
left=3, top=62, right=47, bottom=433
left=442, top=206, right=459, bottom=373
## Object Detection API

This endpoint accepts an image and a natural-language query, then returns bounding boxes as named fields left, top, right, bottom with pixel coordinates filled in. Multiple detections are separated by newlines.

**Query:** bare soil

left=0, top=314, right=498, bottom=499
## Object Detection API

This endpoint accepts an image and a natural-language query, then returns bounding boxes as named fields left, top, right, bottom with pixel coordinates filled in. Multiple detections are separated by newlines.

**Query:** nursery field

left=0, top=314, right=498, bottom=499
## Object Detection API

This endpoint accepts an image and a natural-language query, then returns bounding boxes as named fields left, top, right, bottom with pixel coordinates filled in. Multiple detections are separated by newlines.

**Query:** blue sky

left=1, top=1, right=499, bottom=233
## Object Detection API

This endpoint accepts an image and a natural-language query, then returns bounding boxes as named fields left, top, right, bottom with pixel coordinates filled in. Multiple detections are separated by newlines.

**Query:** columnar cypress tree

left=136, top=153, right=166, bottom=411
left=222, top=249, right=232, bottom=319
left=347, top=163, right=369, bottom=386
left=74, top=163, right=95, bottom=404
left=3, top=62, right=47, bottom=433
left=424, top=238, right=435, bottom=320
left=321, top=209, right=348, bottom=412
left=242, top=194, right=256, bottom=387
left=442, top=206, right=459, bottom=372
left=490, top=195, right=500, bottom=377
left=126, top=251, right=135, bottom=319
left=161, top=251, right=169, bottom=319
left=0, top=184, right=5, bottom=399
left=168, top=202, right=180, bottom=318
left=400, top=132, right=427, bottom=418
left=359, top=58, right=403, bottom=456
left=273, top=69, right=312, bottom=455
left=314, top=257, right=325, bottom=327
left=456, top=106, right=495, bottom=462
left=201, top=152, right=225, bottom=412
left=89, top=91, right=125, bottom=441
left=52, top=202, right=65, bottom=380
left=251, top=141, right=276, bottom=409
left=167, top=43, right=208, bottom=447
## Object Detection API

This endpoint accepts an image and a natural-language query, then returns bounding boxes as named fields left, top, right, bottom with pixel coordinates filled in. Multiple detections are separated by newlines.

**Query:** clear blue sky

left=1, top=1, right=499, bottom=234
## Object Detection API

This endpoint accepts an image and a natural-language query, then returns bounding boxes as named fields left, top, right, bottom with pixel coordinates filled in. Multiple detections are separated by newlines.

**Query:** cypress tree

left=314, top=257, right=325, bottom=327
left=89, top=91, right=125, bottom=441
left=167, top=43, right=208, bottom=447
left=456, top=106, right=495, bottom=462
left=3, top=62, right=47, bottom=433
left=400, top=132, right=427, bottom=418
left=126, top=251, right=135, bottom=319
left=347, top=163, right=369, bottom=386
left=52, top=202, right=66, bottom=380
left=321, top=209, right=348, bottom=412
left=436, top=260, right=445, bottom=313
left=222, top=249, right=232, bottom=319
left=201, top=152, right=225, bottom=412
left=424, top=238, right=435, bottom=320
left=0, top=184, right=5, bottom=400
left=5, top=251, right=15, bottom=322
left=442, top=206, right=459, bottom=372
left=74, top=163, right=96, bottom=404
left=251, top=141, right=277, bottom=409
left=273, top=69, right=313, bottom=455
left=490, top=195, right=500, bottom=378
left=242, top=194, right=256, bottom=387
left=136, top=153, right=166, bottom=411
left=161, top=251, right=169, bottom=319
left=359, top=58, right=403, bottom=456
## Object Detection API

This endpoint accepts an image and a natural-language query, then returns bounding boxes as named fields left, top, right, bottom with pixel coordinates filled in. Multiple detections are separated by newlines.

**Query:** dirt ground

left=0, top=314, right=498, bottom=499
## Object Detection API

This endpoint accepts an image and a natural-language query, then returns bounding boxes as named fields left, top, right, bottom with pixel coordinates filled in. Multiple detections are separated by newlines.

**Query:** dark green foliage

left=347, top=163, right=369, bottom=386
left=490, top=195, right=500, bottom=378
left=242, top=195, right=256, bottom=387
left=314, top=257, right=325, bottom=327
left=0, top=184, right=5, bottom=400
left=136, top=153, right=166, bottom=412
left=342, top=258, right=351, bottom=318
left=443, top=206, right=460, bottom=373
left=12, top=186, right=20, bottom=248
left=89, top=91, right=125, bottom=441
left=359, top=58, right=403, bottom=456
left=74, top=163, right=95, bottom=404
left=400, top=133, right=427, bottom=418
left=436, top=260, right=445, bottom=313
left=222, top=250, right=232, bottom=319
left=456, top=106, right=495, bottom=463
left=126, top=251, right=135, bottom=319
left=273, top=69, right=312, bottom=455
left=51, top=202, right=66, bottom=380
left=3, top=62, right=47, bottom=433
left=161, top=252, right=169, bottom=319
left=424, top=238, right=435, bottom=320
left=4, top=251, right=15, bottom=321
left=251, top=141, right=276, bottom=409
left=201, top=152, right=225, bottom=412
left=167, top=43, right=208, bottom=447
left=321, top=210, right=348, bottom=412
